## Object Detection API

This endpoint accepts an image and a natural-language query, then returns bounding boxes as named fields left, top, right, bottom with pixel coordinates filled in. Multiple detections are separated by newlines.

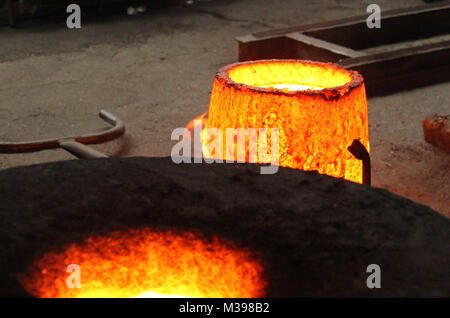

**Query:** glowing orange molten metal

left=191, top=59, right=369, bottom=183
left=21, top=228, right=266, bottom=298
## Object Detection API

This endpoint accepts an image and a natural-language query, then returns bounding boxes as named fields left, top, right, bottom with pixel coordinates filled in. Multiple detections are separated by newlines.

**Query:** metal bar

left=59, top=140, right=108, bottom=159
left=0, top=110, right=125, bottom=153
left=286, top=32, right=365, bottom=59
left=340, top=40, right=450, bottom=96
left=237, top=32, right=364, bottom=63
left=348, top=139, right=371, bottom=186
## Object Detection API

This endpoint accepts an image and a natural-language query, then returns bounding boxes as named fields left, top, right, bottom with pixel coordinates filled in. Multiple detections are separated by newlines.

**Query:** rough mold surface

left=0, top=157, right=449, bottom=297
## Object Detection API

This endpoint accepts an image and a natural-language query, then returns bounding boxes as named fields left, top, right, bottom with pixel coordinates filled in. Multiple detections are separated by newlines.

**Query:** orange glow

left=185, top=111, right=208, bottom=134
left=21, top=228, right=266, bottom=298
left=190, top=60, right=369, bottom=183
left=258, top=83, right=324, bottom=91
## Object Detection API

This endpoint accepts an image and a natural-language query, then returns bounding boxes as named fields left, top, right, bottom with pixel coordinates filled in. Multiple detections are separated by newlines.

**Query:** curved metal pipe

left=348, top=139, right=371, bottom=186
left=0, top=110, right=125, bottom=155
left=59, top=141, right=109, bottom=159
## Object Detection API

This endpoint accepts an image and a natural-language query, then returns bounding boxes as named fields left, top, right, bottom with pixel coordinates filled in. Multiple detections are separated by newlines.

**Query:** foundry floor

left=0, top=0, right=448, bottom=216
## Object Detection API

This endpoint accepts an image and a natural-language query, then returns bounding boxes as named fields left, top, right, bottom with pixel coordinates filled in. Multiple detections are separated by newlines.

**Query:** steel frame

left=237, top=2, right=450, bottom=96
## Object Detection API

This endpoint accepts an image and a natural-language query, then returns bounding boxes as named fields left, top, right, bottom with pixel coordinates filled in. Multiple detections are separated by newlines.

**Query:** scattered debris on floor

left=423, top=114, right=450, bottom=153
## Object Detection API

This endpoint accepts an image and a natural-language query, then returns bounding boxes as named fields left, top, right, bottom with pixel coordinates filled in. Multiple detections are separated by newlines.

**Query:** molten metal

left=22, top=228, right=266, bottom=298
left=192, top=59, right=369, bottom=183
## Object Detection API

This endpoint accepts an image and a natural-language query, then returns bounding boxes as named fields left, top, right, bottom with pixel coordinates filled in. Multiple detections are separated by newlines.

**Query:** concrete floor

left=0, top=0, right=448, bottom=216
